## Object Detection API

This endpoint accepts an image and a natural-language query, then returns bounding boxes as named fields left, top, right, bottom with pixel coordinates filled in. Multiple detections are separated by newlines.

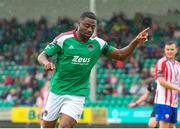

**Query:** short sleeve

left=94, top=37, right=114, bottom=56
left=147, top=85, right=151, bottom=92
left=147, top=81, right=152, bottom=92
left=155, top=59, right=166, bottom=79
left=102, top=43, right=114, bottom=56
left=44, top=40, right=62, bottom=57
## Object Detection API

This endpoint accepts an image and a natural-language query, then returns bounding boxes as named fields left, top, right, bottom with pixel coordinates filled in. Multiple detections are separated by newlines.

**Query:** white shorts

left=42, top=92, right=85, bottom=121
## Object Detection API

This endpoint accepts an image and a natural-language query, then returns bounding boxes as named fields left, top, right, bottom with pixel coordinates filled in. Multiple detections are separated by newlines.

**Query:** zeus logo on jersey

left=72, top=56, right=91, bottom=65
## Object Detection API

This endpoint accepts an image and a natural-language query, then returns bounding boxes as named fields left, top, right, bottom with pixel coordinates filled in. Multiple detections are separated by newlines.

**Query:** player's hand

left=44, top=62, right=56, bottom=71
left=177, top=87, right=180, bottom=93
left=135, top=27, right=150, bottom=46
left=128, top=102, right=137, bottom=108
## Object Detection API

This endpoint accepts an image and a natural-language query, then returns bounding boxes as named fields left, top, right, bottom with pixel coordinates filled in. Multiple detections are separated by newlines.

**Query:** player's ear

left=77, top=20, right=81, bottom=26
left=74, top=22, right=78, bottom=29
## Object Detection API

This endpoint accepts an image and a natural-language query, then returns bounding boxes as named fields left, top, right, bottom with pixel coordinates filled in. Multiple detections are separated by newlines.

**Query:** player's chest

left=168, top=64, right=180, bottom=78
left=62, top=41, right=100, bottom=57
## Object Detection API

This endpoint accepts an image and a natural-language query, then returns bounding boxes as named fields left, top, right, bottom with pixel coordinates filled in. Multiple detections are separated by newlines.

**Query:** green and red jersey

left=44, top=30, right=113, bottom=96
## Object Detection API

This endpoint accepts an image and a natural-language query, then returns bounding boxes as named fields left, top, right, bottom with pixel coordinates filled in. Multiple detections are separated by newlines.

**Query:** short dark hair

left=165, top=41, right=177, bottom=47
left=80, top=11, right=96, bottom=20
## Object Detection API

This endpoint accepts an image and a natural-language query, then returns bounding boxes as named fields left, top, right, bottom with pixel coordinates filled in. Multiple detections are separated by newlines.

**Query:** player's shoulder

left=90, top=35, right=107, bottom=44
left=157, top=56, right=167, bottom=64
left=55, top=30, right=74, bottom=41
left=52, top=30, right=74, bottom=47
left=175, top=60, right=180, bottom=65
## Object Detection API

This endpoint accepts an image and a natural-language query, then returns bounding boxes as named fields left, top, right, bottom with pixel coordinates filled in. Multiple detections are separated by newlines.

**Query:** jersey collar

left=73, top=30, right=81, bottom=41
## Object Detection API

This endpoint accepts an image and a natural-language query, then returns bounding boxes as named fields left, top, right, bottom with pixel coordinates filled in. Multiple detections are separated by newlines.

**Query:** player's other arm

left=108, top=27, right=149, bottom=60
left=128, top=91, right=150, bottom=107
left=38, top=39, right=62, bottom=71
left=157, top=77, right=180, bottom=92
left=156, top=61, right=180, bottom=92
left=38, top=51, right=56, bottom=71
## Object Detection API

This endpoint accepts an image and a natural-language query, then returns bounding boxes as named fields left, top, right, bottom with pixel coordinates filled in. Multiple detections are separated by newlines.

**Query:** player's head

left=164, top=41, right=178, bottom=60
left=77, top=11, right=97, bottom=40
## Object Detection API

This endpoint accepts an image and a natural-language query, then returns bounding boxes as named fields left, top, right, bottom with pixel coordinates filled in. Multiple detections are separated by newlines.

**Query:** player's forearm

left=37, top=52, right=50, bottom=66
left=108, top=39, right=139, bottom=60
left=119, top=39, right=139, bottom=60
left=136, top=92, right=149, bottom=105
left=158, top=77, right=179, bottom=91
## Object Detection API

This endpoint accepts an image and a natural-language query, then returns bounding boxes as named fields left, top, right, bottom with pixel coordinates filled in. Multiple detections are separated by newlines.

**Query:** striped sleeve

left=155, top=58, right=167, bottom=79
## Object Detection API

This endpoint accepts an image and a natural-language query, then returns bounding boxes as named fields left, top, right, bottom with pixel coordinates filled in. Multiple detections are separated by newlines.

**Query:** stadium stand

left=0, top=11, right=180, bottom=109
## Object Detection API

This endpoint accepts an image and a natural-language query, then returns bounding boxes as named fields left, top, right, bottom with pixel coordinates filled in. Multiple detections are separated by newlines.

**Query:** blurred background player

left=128, top=66, right=157, bottom=128
left=35, top=70, right=52, bottom=127
left=38, top=80, right=50, bottom=127
left=38, top=11, right=149, bottom=128
left=154, top=41, right=180, bottom=128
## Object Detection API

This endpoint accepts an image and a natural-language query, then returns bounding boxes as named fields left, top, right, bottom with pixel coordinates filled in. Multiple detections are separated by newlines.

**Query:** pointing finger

left=141, top=27, right=150, bottom=33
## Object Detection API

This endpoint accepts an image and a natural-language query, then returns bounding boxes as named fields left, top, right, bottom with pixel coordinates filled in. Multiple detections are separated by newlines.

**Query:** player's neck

left=75, top=30, right=89, bottom=42
left=166, top=56, right=175, bottom=62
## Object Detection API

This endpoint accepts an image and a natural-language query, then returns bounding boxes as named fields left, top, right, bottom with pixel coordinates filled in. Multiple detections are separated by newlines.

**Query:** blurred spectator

left=140, top=68, right=149, bottom=80
left=3, top=76, right=14, bottom=85
left=130, top=82, right=140, bottom=94
left=114, top=60, right=125, bottom=69
left=36, top=80, right=50, bottom=107
left=117, top=82, right=131, bottom=96
left=124, top=56, right=139, bottom=74
left=6, top=89, right=18, bottom=104
left=106, top=72, right=118, bottom=86
left=102, top=84, right=114, bottom=95
left=135, top=80, right=148, bottom=95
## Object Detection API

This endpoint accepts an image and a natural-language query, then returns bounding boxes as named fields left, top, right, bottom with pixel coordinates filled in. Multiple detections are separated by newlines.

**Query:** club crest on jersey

left=165, top=114, right=169, bottom=119
left=88, top=44, right=94, bottom=51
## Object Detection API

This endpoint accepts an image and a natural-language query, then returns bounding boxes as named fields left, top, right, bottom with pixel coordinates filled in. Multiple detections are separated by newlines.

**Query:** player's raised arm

left=108, top=27, right=149, bottom=60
